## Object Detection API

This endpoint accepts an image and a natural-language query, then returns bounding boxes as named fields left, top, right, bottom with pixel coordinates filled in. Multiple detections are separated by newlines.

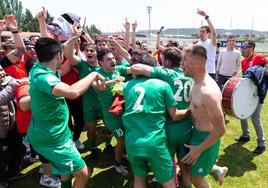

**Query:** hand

left=72, top=22, right=82, bottom=37
left=197, top=9, right=208, bottom=17
left=0, top=20, right=6, bottom=33
left=123, top=18, right=130, bottom=31
left=182, top=144, right=201, bottom=164
left=4, top=15, right=18, bottom=32
left=215, top=75, right=219, bottom=82
left=132, top=20, right=137, bottom=30
left=37, top=7, right=47, bottom=23
left=130, top=64, right=145, bottom=76
left=114, top=76, right=125, bottom=83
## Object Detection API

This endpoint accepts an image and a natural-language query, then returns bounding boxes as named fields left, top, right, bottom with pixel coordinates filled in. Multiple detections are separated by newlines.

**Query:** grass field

left=12, top=101, right=268, bottom=188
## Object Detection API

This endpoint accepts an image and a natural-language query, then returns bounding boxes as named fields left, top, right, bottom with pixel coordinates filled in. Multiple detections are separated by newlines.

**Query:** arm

left=0, top=20, right=5, bottom=49
left=182, top=91, right=225, bottom=164
left=131, top=21, right=137, bottom=50
left=130, top=63, right=151, bottom=77
left=167, top=107, right=191, bottom=121
left=64, top=23, right=82, bottom=65
left=81, top=31, right=94, bottom=44
left=233, top=52, right=241, bottom=76
left=197, top=9, right=217, bottom=46
left=37, top=7, right=49, bottom=38
left=52, top=72, right=105, bottom=99
left=123, top=18, right=130, bottom=50
left=59, top=59, right=73, bottom=77
left=5, top=16, right=26, bottom=64
left=19, top=95, right=31, bottom=111
left=216, top=52, right=223, bottom=81
left=112, top=38, right=131, bottom=63
left=156, top=33, right=165, bottom=51
left=0, top=78, right=18, bottom=105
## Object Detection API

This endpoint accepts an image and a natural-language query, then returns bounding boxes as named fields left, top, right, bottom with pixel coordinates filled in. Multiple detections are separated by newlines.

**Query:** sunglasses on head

left=241, top=45, right=252, bottom=50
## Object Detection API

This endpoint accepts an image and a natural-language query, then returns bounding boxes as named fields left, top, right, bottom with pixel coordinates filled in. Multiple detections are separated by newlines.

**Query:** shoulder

left=253, top=54, right=267, bottom=64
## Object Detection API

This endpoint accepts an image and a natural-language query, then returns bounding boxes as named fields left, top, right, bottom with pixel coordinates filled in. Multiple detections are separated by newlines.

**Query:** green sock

left=61, top=180, right=72, bottom=188
left=88, top=139, right=97, bottom=149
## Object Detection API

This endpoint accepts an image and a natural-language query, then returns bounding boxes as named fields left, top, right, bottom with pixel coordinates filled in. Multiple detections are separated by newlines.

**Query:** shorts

left=102, top=110, right=125, bottom=139
left=166, top=116, right=193, bottom=159
left=83, top=103, right=102, bottom=122
left=127, top=140, right=174, bottom=184
left=32, top=139, right=86, bottom=175
left=190, top=129, right=220, bottom=176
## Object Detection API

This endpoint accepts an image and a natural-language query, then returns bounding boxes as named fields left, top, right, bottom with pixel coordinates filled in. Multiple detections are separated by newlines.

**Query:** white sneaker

left=74, top=140, right=85, bottom=150
left=39, top=175, right=61, bottom=188
left=114, top=164, right=128, bottom=176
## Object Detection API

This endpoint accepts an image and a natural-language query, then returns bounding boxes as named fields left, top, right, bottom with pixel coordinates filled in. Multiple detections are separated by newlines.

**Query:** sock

left=61, top=180, right=72, bottom=188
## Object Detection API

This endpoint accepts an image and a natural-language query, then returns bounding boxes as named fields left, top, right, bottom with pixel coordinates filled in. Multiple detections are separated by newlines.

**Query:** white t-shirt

left=216, top=48, right=241, bottom=76
left=197, top=39, right=216, bottom=74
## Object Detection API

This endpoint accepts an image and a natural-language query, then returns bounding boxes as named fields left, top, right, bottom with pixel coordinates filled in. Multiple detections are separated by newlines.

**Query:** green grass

left=13, top=102, right=268, bottom=188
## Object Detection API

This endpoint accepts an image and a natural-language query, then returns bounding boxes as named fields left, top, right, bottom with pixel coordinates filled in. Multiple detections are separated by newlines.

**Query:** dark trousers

left=218, top=74, right=232, bottom=91
left=0, top=128, right=26, bottom=181
left=66, top=99, right=84, bottom=141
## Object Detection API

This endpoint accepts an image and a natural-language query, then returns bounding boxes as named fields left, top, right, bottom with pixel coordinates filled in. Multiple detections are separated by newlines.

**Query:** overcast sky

left=20, top=0, right=268, bottom=32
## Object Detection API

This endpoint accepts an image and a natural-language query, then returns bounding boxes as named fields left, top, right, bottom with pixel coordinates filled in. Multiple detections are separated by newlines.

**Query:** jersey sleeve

left=164, top=83, right=177, bottom=108
left=35, top=73, right=61, bottom=95
left=75, top=60, right=85, bottom=72
left=15, top=82, right=29, bottom=101
left=254, top=55, right=267, bottom=65
left=150, top=67, right=170, bottom=82
left=116, top=65, right=129, bottom=76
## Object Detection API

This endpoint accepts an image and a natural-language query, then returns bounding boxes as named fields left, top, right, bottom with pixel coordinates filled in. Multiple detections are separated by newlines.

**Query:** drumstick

left=157, top=26, right=164, bottom=34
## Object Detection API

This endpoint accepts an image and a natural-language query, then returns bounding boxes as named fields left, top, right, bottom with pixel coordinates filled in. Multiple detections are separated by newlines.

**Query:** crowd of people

left=0, top=7, right=267, bottom=188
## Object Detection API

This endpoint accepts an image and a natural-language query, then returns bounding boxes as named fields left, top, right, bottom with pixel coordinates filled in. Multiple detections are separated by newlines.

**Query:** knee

left=76, top=166, right=89, bottom=181
left=191, top=176, right=205, bottom=187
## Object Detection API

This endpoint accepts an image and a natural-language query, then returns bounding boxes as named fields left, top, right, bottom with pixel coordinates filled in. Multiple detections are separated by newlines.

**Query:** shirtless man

left=181, top=45, right=225, bottom=188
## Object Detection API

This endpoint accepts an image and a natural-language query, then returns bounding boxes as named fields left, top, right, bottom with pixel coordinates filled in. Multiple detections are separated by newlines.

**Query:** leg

left=72, top=100, right=84, bottom=141
left=191, top=176, right=210, bottom=188
left=240, top=119, right=250, bottom=138
left=61, top=174, right=72, bottom=188
left=114, top=139, right=125, bottom=162
left=134, top=176, right=146, bottom=188
left=85, top=121, right=97, bottom=150
left=162, top=178, right=176, bottom=188
left=73, top=166, right=89, bottom=188
left=251, top=103, right=265, bottom=147
left=178, top=160, right=192, bottom=187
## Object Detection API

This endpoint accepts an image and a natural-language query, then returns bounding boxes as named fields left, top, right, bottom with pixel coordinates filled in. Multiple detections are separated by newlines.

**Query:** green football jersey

left=122, top=77, right=177, bottom=152
left=26, top=63, right=71, bottom=147
left=150, top=67, right=193, bottom=110
left=76, top=60, right=100, bottom=108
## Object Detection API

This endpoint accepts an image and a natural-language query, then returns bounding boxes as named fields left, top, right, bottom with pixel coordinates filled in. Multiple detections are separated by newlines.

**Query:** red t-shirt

left=157, top=50, right=162, bottom=65
left=61, top=67, right=79, bottom=85
left=15, top=81, right=32, bottom=134
left=241, top=54, right=267, bottom=73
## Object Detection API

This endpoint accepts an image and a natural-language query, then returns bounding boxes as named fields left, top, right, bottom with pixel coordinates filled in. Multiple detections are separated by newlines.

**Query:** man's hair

left=35, top=38, right=63, bottom=62
left=141, top=54, right=157, bottom=67
left=200, top=25, right=210, bottom=33
left=167, top=40, right=179, bottom=47
left=244, top=40, right=256, bottom=50
left=185, top=45, right=207, bottom=62
left=97, top=48, right=111, bottom=61
left=227, top=35, right=235, bottom=40
left=29, top=35, right=40, bottom=41
left=95, top=37, right=107, bottom=45
left=161, top=47, right=183, bottom=67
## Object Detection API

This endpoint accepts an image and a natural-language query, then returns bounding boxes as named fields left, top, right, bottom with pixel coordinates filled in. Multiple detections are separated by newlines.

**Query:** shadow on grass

left=216, top=142, right=256, bottom=177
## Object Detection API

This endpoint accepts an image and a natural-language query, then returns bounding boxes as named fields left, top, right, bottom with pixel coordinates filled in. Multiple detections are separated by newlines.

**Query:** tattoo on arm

left=11, top=47, right=25, bottom=58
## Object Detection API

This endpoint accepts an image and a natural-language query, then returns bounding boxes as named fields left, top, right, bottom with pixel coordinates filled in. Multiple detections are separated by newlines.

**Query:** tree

left=21, top=9, right=39, bottom=32
left=85, top=24, right=102, bottom=39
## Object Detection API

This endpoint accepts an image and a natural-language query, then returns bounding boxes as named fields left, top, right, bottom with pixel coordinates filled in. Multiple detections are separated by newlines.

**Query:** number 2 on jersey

left=173, top=79, right=191, bottom=102
left=132, top=86, right=145, bottom=111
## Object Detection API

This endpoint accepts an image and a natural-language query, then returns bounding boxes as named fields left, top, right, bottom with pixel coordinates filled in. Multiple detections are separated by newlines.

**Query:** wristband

left=205, top=16, right=209, bottom=20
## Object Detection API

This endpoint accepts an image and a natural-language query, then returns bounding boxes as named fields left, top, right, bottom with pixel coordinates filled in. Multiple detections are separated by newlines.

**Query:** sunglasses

left=241, top=45, right=252, bottom=50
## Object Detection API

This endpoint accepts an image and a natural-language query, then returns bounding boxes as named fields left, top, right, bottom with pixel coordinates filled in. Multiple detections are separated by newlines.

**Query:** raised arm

left=123, top=18, right=130, bottom=50
left=64, top=23, right=82, bottom=65
left=37, top=7, right=49, bottom=38
left=0, top=20, right=5, bottom=50
left=111, top=38, right=131, bottom=63
left=156, top=33, right=165, bottom=51
left=197, top=9, right=217, bottom=46
left=5, top=16, right=26, bottom=64
left=131, top=20, right=137, bottom=50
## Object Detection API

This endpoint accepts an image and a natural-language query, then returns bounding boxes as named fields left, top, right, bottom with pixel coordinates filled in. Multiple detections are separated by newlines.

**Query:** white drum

left=222, top=77, right=259, bottom=119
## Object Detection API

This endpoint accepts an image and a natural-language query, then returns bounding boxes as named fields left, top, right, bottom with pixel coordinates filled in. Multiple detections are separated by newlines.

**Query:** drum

left=222, top=77, right=259, bottom=119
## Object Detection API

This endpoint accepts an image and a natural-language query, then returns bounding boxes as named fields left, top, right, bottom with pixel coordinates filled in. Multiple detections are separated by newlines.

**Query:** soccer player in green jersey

left=123, top=55, right=191, bottom=188
left=65, top=29, right=111, bottom=158
left=131, top=47, right=193, bottom=188
left=181, top=45, right=225, bottom=188
left=26, top=38, right=104, bottom=188
left=94, top=48, right=131, bottom=176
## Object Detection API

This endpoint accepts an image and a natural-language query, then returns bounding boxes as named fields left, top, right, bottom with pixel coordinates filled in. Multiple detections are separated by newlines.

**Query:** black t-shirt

left=0, top=56, right=13, bottom=68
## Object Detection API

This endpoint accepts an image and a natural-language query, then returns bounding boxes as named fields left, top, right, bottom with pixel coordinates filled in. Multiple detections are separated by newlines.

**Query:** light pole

left=147, top=6, right=152, bottom=48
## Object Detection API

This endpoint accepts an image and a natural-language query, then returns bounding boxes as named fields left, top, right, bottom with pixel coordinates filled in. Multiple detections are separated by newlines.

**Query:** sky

left=20, top=0, right=268, bottom=33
